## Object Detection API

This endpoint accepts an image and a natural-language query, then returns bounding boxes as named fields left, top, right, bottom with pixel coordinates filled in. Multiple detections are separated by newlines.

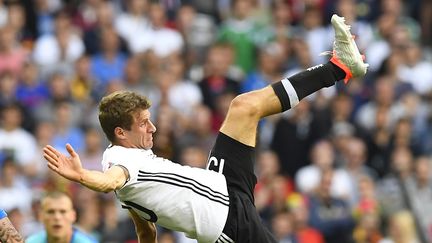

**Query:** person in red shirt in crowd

left=287, top=193, right=325, bottom=243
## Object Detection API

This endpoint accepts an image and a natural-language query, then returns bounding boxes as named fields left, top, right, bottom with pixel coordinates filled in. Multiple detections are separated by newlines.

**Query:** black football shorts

left=207, top=132, right=277, bottom=243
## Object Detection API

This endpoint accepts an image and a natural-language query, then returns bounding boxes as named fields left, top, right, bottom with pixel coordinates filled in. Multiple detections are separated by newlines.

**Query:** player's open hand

left=43, top=144, right=83, bottom=182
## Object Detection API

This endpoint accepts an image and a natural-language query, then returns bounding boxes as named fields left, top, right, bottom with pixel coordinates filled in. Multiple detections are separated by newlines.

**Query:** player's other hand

left=43, top=144, right=83, bottom=182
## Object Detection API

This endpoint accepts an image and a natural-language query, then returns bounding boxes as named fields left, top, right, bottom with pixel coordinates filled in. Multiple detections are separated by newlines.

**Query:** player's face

left=40, top=196, right=76, bottom=241
left=125, top=109, right=156, bottom=149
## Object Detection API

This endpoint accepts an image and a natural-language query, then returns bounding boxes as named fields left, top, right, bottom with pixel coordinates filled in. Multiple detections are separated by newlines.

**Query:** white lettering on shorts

left=206, top=156, right=225, bottom=174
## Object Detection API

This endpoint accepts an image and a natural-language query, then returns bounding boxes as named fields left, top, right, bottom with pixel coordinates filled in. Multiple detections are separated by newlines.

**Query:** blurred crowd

left=0, top=0, right=432, bottom=242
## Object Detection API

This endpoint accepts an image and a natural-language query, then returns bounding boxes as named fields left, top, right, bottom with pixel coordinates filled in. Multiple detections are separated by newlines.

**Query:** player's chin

left=144, top=141, right=153, bottom=149
left=49, top=226, right=64, bottom=237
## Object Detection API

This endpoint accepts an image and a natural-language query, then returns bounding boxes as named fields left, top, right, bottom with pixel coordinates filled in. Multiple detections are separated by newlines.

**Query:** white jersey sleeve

left=101, top=146, right=229, bottom=243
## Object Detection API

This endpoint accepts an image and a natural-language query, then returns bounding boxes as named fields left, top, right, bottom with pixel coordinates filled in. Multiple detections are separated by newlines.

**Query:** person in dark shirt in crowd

left=307, top=169, right=355, bottom=242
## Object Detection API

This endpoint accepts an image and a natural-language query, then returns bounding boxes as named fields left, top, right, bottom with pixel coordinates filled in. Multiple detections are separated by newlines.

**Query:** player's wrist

left=0, top=209, right=7, bottom=220
left=77, top=169, right=86, bottom=183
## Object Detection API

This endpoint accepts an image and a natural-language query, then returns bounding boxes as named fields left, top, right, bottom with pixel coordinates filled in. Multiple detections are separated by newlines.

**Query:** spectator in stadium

left=150, top=103, right=177, bottom=160
left=26, top=191, right=97, bottom=243
left=50, top=100, right=85, bottom=155
left=0, top=25, right=29, bottom=75
left=404, top=156, right=432, bottom=242
left=353, top=176, right=380, bottom=219
left=268, top=0, right=293, bottom=44
left=74, top=192, right=101, bottom=241
left=70, top=0, right=101, bottom=32
left=34, top=73, right=82, bottom=128
left=379, top=210, right=419, bottom=243
left=162, top=54, right=203, bottom=124
left=271, top=210, right=297, bottom=242
left=175, top=4, right=216, bottom=65
left=144, top=3, right=184, bottom=57
left=15, top=61, right=49, bottom=110
left=0, top=158, right=32, bottom=216
left=355, top=76, right=404, bottom=133
left=90, top=26, right=127, bottom=90
left=70, top=55, right=97, bottom=104
left=179, top=145, right=208, bottom=169
left=7, top=2, right=28, bottom=40
left=397, top=42, right=432, bottom=95
left=198, top=43, right=240, bottom=112
left=298, top=7, right=332, bottom=65
left=99, top=196, right=137, bottom=243
left=0, top=70, right=19, bottom=108
left=255, top=150, right=286, bottom=212
left=123, top=55, right=147, bottom=95
left=32, top=10, right=85, bottom=78
left=295, top=139, right=351, bottom=200
left=27, top=121, right=55, bottom=182
left=78, top=127, right=105, bottom=171
left=26, top=191, right=149, bottom=243
left=380, top=0, right=421, bottom=42
left=340, top=137, right=378, bottom=206
left=254, top=150, right=294, bottom=225
left=377, top=146, right=414, bottom=220
left=307, top=170, right=355, bottom=243
left=287, top=193, right=324, bottom=243
left=114, top=0, right=150, bottom=53
left=33, top=0, right=60, bottom=37
left=82, top=1, right=117, bottom=56
left=240, top=43, right=284, bottom=93
left=176, top=104, right=217, bottom=153
left=352, top=213, right=383, bottom=243
left=0, top=1, right=8, bottom=28
left=271, top=99, right=316, bottom=177
left=217, top=0, right=260, bottom=73
left=0, top=103, right=38, bottom=170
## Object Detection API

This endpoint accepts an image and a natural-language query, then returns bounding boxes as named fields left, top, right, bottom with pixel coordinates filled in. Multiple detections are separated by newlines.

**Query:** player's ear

left=114, top=127, right=127, bottom=140
left=71, top=209, right=77, bottom=223
left=37, top=207, right=43, bottom=222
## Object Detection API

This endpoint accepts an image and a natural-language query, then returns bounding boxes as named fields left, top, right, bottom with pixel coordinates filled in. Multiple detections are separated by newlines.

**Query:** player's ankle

left=328, top=61, right=347, bottom=81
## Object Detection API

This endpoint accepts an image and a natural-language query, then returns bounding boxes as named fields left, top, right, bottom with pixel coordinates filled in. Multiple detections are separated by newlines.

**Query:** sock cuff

left=271, top=78, right=300, bottom=112
left=281, top=78, right=300, bottom=108
left=271, top=81, right=289, bottom=111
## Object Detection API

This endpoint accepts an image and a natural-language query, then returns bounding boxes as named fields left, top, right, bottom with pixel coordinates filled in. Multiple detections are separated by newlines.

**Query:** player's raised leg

left=219, top=14, right=368, bottom=147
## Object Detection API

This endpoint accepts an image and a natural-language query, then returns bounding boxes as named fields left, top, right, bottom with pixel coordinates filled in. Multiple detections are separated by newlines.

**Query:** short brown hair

left=41, top=191, right=72, bottom=206
left=98, top=91, right=151, bottom=142
left=42, top=191, right=70, bottom=200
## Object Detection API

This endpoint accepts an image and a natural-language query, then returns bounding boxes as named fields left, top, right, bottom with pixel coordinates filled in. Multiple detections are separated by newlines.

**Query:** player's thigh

left=207, top=132, right=257, bottom=200
left=219, top=87, right=280, bottom=147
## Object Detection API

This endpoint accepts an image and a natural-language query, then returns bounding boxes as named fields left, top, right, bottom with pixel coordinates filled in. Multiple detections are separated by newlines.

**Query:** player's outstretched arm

left=43, top=144, right=127, bottom=193
left=0, top=209, right=24, bottom=243
left=128, top=209, right=157, bottom=243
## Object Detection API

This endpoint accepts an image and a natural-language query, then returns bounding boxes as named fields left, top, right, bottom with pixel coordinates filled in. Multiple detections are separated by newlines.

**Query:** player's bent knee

left=228, top=93, right=261, bottom=119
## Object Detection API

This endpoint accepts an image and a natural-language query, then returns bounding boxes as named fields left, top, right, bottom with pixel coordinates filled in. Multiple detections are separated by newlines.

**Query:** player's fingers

left=66, top=144, right=78, bottom=158
left=43, top=147, right=59, bottom=161
left=47, top=161, right=59, bottom=172
left=44, top=154, right=59, bottom=168
left=45, top=145, right=61, bottom=158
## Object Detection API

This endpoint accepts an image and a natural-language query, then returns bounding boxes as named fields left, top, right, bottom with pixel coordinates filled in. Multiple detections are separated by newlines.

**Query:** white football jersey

left=101, top=145, right=229, bottom=243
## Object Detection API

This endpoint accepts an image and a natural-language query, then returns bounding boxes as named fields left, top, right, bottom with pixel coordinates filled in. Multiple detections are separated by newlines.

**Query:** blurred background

left=0, top=0, right=432, bottom=242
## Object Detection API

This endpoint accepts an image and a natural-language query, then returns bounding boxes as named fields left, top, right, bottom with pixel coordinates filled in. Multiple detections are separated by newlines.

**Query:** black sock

left=271, top=62, right=346, bottom=111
